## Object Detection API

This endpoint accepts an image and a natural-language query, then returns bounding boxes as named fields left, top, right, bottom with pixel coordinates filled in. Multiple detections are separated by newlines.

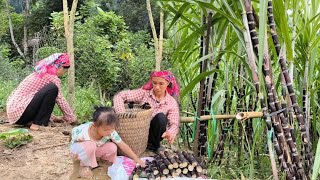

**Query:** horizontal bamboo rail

left=180, top=111, right=263, bottom=123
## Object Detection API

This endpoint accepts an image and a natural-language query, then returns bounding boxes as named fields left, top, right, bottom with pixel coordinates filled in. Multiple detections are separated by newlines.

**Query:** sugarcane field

left=0, top=0, right=320, bottom=180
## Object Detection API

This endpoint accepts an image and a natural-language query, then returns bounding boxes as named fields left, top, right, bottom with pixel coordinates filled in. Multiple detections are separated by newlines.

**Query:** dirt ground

left=0, top=111, right=113, bottom=180
left=0, top=111, right=177, bottom=180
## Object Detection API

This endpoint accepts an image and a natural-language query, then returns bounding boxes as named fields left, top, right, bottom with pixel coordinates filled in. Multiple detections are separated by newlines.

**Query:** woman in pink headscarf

left=6, top=53, right=76, bottom=130
left=113, top=71, right=180, bottom=153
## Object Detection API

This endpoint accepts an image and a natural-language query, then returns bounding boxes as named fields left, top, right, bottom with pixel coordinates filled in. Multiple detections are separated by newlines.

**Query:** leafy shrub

left=36, top=46, right=62, bottom=60
left=53, top=82, right=109, bottom=123
left=74, top=8, right=128, bottom=97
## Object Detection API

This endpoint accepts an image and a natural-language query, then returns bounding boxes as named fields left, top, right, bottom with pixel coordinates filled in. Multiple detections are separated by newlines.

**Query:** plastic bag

left=107, top=156, right=153, bottom=180
left=107, top=157, right=129, bottom=180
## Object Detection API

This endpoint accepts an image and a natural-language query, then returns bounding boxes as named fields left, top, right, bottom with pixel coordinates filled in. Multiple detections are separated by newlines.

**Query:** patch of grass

left=206, top=148, right=286, bottom=179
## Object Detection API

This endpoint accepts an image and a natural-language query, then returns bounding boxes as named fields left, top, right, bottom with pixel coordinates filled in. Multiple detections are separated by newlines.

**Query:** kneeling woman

left=6, top=53, right=76, bottom=130
left=113, top=71, right=180, bottom=152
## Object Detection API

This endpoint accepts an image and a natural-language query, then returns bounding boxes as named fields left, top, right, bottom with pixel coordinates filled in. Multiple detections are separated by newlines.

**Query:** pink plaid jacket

left=6, top=73, right=76, bottom=124
left=113, top=88, right=180, bottom=136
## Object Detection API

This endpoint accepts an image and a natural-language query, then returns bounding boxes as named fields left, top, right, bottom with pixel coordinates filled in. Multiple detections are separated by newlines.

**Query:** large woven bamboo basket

left=116, top=104, right=152, bottom=157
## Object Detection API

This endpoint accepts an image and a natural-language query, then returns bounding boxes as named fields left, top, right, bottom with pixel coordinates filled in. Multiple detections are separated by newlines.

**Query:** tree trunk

left=23, top=0, right=30, bottom=59
left=5, top=0, right=25, bottom=59
left=62, top=0, right=78, bottom=110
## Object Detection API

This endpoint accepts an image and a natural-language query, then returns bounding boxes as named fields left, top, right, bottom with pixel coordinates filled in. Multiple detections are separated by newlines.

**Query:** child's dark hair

left=92, top=106, right=119, bottom=127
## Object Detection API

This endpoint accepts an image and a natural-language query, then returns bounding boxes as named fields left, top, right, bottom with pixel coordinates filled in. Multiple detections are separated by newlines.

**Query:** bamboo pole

left=181, top=114, right=236, bottom=123
left=180, top=111, right=295, bottom=123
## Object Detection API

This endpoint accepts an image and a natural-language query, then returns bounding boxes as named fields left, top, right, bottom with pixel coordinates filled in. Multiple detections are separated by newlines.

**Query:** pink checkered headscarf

left=142, top=71, right=180, bottom=97
left=34, top=53, right=70, bottom=78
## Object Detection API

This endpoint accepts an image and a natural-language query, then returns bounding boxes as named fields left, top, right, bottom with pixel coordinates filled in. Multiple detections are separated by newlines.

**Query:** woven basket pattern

left=116, top=104, right=152, bottom=156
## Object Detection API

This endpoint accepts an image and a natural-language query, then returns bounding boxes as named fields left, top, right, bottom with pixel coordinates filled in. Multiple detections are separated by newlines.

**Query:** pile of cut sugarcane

left=129, top=151, right=207, bottom=180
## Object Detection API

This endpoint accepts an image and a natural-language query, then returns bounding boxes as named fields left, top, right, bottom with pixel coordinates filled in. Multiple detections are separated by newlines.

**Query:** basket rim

left=116, top=104, right=152, bottom=116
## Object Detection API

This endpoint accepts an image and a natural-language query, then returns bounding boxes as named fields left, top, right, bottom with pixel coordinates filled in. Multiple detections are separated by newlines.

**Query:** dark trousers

left=16, top=83, right=58, bottom=126
left=148, top=113, right=168, bottom=150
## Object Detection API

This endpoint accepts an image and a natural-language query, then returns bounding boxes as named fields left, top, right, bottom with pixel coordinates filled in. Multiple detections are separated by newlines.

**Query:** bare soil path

left=0, top=111, right=111, bottom=180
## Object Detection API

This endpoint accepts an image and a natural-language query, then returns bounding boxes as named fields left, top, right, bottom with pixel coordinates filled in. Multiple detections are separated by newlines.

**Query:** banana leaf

left=0, top=128, right=29, bottom=139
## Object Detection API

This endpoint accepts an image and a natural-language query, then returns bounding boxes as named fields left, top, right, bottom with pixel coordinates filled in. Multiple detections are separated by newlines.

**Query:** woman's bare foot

left=79, top=166, right=93, bottom=178
left=26, top=121, right=33, bottom=127
left=29, top=123, right=40, bottom=131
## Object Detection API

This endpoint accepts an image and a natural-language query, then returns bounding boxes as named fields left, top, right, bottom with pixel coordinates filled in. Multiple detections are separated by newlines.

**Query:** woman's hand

left=70, top=120, right=79, bottom=126
left=161, top=131, right=175, bottom=144
left=52, top=116, right=64, bottom=123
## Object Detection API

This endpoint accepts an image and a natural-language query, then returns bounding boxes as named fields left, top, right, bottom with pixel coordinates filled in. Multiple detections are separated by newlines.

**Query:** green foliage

left=49, top=11, right=65, bottom=36
left=27, top=0, right=86, bottom=33
left=121, top=31, right=174, bottom=90
left=94, top=8, right=128, bottom=44
left=53, top=82, right=104, bottom=123
left=75, top=26, right=121, bottom=95
left=207, top=151, right=280, bottom=179
left=78, top=0, right=99, bottom=20
left=0, top=54, right=29, bottom=109
left=0, top=0, right=8, bottom=38
left=73, top=87, right=104, bottom=122
left=74, top=8, right=129, bottom=96
left=0, top=80, right=19, bottom=109
left=312, top=137, right=320, bottom=180
left=97, top=0, right=160, bottom=32
left=0, top=43, right=10, bottom=58
left=36, top=46, right=62, bottom=60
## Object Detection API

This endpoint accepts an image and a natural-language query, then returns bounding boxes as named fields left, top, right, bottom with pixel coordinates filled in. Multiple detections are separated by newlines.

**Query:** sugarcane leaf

left=172, top=27, right=205, bottom=61
left=308, top=34, right=320, bottom=53
left=216, top=97, right=226, bottom=114
left=194, top=0, right=243, bottom=28
left=210, top=89, right=226, bottom=109
left=181, top=69, right=220, bottom=99
left=166, top=3, right=192, bottom=30
left=273, top=0, right=293, bottom=62
left=166, top=5, right=200, bottom=31
left=312, top=137, right=320, bottom=180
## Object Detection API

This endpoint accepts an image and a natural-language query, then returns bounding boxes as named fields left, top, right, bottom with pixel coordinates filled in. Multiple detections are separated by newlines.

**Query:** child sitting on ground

left=70, top=106, right=145, bottom=178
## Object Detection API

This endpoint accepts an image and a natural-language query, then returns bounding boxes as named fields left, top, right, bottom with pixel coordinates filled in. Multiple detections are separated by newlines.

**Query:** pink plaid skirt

left=70, top=141, right=117, bottom=168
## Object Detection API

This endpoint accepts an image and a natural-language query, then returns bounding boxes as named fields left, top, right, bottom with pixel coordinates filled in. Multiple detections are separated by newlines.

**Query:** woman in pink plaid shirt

left=6, top=53, right=76, bottom=130
left=113, top=71, right=180, bottom=153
